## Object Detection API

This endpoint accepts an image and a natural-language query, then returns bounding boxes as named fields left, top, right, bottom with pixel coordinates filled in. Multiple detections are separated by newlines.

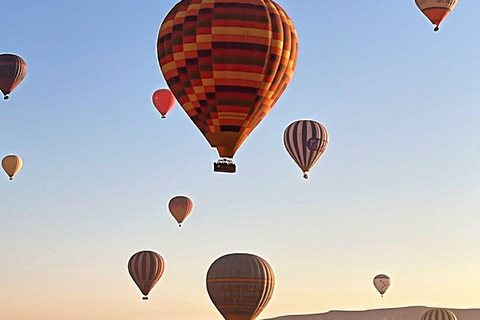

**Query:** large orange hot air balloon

left=283, top=120, right=328, bottom=179
left=168, top=195, right=193, bottom=227
left=373, top=274, right=391, bottom=297
left=128, top=250, right=165, bottom=300
left=152, top=88, right=176, bottom=118
left=0, top=54, right=27, bottom=100
left=206, top=253, right=275, bottom=320
left=415, top=0, right=458, bottom=32
left=2, top=155, right=23, bottom=180
left=421, top=308, right=457, bottom=320
left=157, top=0, right=298, bottom=173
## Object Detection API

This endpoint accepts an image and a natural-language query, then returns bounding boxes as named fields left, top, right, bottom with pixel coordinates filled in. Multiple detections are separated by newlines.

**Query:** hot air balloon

left=127, top=250, right=165, bottom=300
left=415, top=0, right=458, bottom=32
left=283, top=120, right=328, bottom=179
left=421, top=308, right=457, bottom=320
left=157, top=0, right=298, bottom=173
left=207, top=253, right=275, bottom=320
left=152, top=88, right=176, bottom=118
left=373, top=274, right=391, bottom=297
left=0, top=54, right=27, bottom=100
left=2, top=155, right=23, bottom=180
left=168, top=195, right=193, bottom=227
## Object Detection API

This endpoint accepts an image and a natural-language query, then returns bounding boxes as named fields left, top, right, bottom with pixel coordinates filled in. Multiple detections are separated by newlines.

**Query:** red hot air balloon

left=415, top=0, right=458, bottom=32
left=152, top=88, right=176, bottom=118
left=128, top=250, right=165, bottom=300
left=157, top=0, right=298, bottom=173
left=168, top=195, right=193, bottom=227
left=0, top=54, right=27, bottom=100
left=206, top=253, right=275, bottom=320
left=284, top=120, right=328, bottom=179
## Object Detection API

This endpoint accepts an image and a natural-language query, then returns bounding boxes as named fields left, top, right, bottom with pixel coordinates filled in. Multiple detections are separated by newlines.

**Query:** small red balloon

left=152, top=89, right=175, bottom=118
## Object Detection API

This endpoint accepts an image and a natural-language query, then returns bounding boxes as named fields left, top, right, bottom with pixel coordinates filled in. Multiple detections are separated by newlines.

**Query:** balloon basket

left=214, top=158, right=236, bottom=173
left=142, top=297, right=148, bottom=300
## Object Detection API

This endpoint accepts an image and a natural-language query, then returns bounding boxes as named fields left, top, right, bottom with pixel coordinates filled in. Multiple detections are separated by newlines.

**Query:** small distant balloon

left=284, top=120, right=328, bottom=179
left=168, top=196, right=193, bottom=227
left=373, top=274, right=391, bottom=297
left=206, top=253, right=275, bottom=320
left=2, top=155, right=23, bottom=180
left=152, top=89, right=175, bottom=118
left=128, top=250, right=165, bottom=300
left=415, top=0, right=458, bottom=32
left=0, top=54, right=27, bottom=100
left=421, top=308, right=457, bottom=320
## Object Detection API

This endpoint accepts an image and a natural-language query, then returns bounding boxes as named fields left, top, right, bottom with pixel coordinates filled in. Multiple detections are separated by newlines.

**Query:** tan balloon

left=206, top=253, right=275, bottom=320
left=373, top=274, right=391, bottom=297
left=2, top=155, right=23, bottom=180
left=421, top=308, right=457, bottom=320
left=168, top=196, right=193, bottom=227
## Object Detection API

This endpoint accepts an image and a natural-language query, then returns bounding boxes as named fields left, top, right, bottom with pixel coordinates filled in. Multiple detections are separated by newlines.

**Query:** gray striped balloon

left=128, top=250, right=165, bottom=300
left=421, top=308, right=457, bottom=320
left=284, top=120, right=328, bottom=179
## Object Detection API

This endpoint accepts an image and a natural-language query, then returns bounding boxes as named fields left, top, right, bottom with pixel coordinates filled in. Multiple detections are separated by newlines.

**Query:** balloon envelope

left=2, top=155, right=23, bottom=180
left=415, top=0, right=458, bottom=31
left=373, top=274, right=391, bottom=297
left=421, top=308, right=457, bottom=320
left=168, top=196, right=193, bottom=227
left=283, top=120, right=328, bottom=179
left=128, top=250, right=165, bottom=300
left=152, top=89, right=176, bottom=118
left=157, top=0, right=298, bottom=171
left=0, top=54, right=27, bottom=100
left=206, top=253, right=275, bottom=320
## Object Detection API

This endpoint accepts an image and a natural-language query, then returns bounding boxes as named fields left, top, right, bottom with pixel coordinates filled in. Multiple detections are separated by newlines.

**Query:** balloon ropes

left=128, top=250, right=165, bottom=300
left=373, top=274, right=391, bottom=297
left=415, top=0, right=458, bottom=32
left=284, top=120, right=328, bottom=179
left=206, top=253, right=275, bottom=320
left=421, top=308, right=457, bottom=320
left=168, top=195, right=193, bottom=227
left=157, top=0, right=298, bottom=173
left=0, top=54, right=27, bottom=100
left=2, top=155, right=23, bottom=180
left=152, top=88, right=176, bottom=118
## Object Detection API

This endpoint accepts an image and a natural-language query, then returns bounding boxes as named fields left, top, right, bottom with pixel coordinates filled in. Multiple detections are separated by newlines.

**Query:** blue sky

left=1, top=1, right=479, bottom=319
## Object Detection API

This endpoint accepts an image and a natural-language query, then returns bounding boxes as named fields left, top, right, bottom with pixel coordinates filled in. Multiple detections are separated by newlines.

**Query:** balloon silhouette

left=0, top=54, right=27, bottom=100
left=128, top=250, right=165, bottom=300
left=157, top=0, right=298, bottom=173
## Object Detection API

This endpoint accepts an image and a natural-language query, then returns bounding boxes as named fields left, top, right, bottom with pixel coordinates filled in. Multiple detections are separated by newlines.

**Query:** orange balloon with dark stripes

left=157, top=0, right=298, bottom=172
left=0, top=54, right=27, bottom=100
left=206, top=253, right=275, bottom=320
left=127, top=250, right=165, bottom=300
left=415, top=0, right=458, bottom=32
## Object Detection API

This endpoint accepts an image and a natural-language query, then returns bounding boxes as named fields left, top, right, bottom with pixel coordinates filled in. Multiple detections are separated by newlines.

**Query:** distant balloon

left=373, top=274, right=391, bottom=297
left=152, top=89, right=176, bottom=118
left=2, top=155, right=23, bottom=180
left=168, top=196, right=193, bottom=227
left=0, top=54, right=27, bottom=100
left=284, top=120, right=328, bottom=179
left=206, top=253, right=275, bottom=320
left=157, top=0, right=298, bottom=173
left=128, top=250, right=165, bottom=300
left=421, top=308, right=457, bottom=320
left=415, top=0, right=458, bottom=32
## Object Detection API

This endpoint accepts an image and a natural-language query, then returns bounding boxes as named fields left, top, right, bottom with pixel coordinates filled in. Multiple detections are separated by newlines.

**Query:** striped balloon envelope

left=415, top=0, right=458, bottom=31
left=283, top=120, right=328, bottom=179
left=421, top=308, right=457, bottom=320
left=168, top=195, right=194, bottom=227
left=157, top=0, right=298, bottom=173
left=373, top=274, right=391, bottom=297
left=127, top=250, right=165, bottom=300
left=206, top=253, right=275, bottom=320
left=0, top=54, right=27, bottom=100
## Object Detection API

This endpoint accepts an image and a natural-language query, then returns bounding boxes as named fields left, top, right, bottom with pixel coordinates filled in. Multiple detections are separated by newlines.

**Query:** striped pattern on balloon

left=283, top=120, right=328, bottom=179
left=415, top=0, right=458, bottom=31
left=0, top=54, right=27, bottom=100
left=421, top=308, right=457, bottom=320
left=127, top=251, right=165, bottom=300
